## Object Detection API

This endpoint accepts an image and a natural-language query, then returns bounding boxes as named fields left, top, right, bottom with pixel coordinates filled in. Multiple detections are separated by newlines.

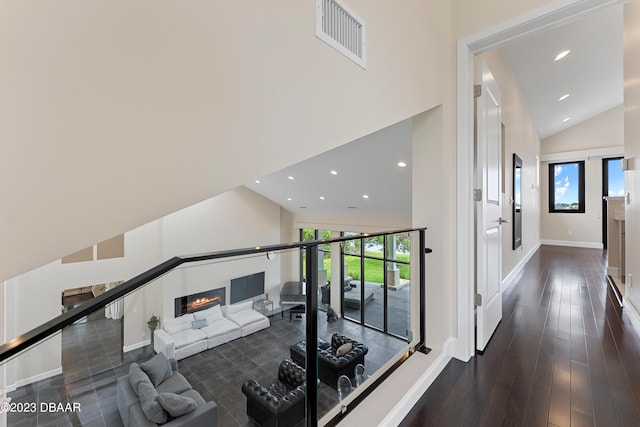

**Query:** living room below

left=7, top=286, right=409, bottom=426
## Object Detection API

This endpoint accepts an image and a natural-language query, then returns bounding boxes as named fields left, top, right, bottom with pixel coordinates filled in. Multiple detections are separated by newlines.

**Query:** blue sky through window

left=554, top=163, right=579, bottom=207
left=607, top=159, right=625, bottom=197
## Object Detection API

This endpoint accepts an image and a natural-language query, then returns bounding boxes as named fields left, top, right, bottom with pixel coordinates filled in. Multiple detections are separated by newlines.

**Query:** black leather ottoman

left=290, top=338, right=331, bottom=367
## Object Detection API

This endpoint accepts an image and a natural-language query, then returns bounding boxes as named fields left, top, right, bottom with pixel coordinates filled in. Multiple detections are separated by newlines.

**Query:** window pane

left=386, top=233, right=411, bottom=263
left=343, top=256, right=361, bottom=322
left=343, top=232, right=361, bottom=256
left=387, top=261, right=410, bottom=338
left=554, top=163, right=579, bottom=209
left=364, top=236, right=384, bottom=259
left=363, top=259, right=384, bottom=330
left=607, top=159, right=625, bottom=197
left=550, top=161, right=584, bottom=213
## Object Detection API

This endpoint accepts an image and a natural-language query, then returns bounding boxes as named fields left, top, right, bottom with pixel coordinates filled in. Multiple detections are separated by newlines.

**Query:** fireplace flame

left=188, top=296, right=221, bottom=310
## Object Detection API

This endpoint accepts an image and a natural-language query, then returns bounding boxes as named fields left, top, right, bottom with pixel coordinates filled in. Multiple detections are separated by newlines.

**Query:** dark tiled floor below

left=8, top=307, right=406, bottom=426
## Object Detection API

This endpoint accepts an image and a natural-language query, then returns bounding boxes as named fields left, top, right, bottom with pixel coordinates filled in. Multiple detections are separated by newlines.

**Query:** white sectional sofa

left=225, top=300, right=271, bottom=337
left=154, top=301, right=269, bottom=360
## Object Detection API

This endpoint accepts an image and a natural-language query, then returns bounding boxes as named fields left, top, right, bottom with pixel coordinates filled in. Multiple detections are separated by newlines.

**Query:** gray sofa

left=116, top=353, right=217, bottom=426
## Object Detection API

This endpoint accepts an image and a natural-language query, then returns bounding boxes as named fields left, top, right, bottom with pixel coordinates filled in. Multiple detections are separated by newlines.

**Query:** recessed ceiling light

left=287, top=197, right=292, bottom=201
left=319, top=196, right=325, bottom=200
left=362, top=194, right=369, bottom=199
left=562, top=117, right=571, bottom=122
left=554, top=49, right=570, bottom=61
left=558, top=94, right=570, bottom=101
left=397, top=161, right=407, bottom=168
left=255, top=180, right=261, bottom=184
left=287, top=176, right=294, bottom=181
left=299, top=206, right=307, bottom=209
left=330, top=170, right=338, bottom=175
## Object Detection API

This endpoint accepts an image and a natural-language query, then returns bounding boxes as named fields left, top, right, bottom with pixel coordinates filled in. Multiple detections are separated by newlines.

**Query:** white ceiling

left=246, top=5, right=623, bottom=216
left=245, top=119, right=413, bottom=215
left=503, top=5, right=623, bottom=140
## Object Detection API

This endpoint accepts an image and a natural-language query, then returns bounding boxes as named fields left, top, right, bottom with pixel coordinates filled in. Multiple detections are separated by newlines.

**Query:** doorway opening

left=456, top=0, right=627, bottom=362
left=603, top=157, right=626, bottom=300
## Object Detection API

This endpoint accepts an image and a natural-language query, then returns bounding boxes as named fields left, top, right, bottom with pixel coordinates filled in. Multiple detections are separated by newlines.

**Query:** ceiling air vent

left=315, top=0, right=366, bottom=69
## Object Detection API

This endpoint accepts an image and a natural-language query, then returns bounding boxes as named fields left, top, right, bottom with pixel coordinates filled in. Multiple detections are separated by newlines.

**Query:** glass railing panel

left=388, top=260, right=411, bottom=338
left=316, top=230, right=424, bottom=424
left=1, top=227, right=425, bottom=427
left=2, top=248, right=310, bottom=426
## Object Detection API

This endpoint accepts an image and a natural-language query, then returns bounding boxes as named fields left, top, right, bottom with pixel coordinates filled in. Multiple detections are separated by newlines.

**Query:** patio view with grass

left=327, top=252, right=410, bottom=282
left=302, top=230, right=411, bottom=283
left=301, top=230, right=412, bottom=339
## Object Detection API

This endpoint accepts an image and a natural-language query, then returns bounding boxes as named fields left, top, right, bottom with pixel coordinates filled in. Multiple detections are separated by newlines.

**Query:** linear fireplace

left=175, top=287, right=226, bottom=317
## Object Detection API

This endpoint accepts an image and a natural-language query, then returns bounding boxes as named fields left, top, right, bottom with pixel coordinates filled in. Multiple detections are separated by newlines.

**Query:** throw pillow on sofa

left=138, top=382, right=169, bottom=424
left=191, top=318, right=208, bottom=329
left=163, top=314, right=194, bottom=335
left=128, top=363, right=153, bottom=396
left=157, top=392, right=198, bottom=417
left=193, top=305, right=223, bottom=323
left=227, top=300, right=253, bottom=314
left=336, top=343, right=353, bottom=357
left=140, top=353, right=173, bottom=387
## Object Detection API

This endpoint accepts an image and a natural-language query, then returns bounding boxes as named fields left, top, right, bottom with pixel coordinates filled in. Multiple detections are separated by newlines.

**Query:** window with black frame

left=300, top=229, right=331, bottom=308
left=341, top=232, right=411, bottom=339
left=549, top=161, right=585, bottom=213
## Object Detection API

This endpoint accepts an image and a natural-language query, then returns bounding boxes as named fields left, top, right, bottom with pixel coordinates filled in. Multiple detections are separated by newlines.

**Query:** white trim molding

left=379, top=338, right=455, bottom=426
left=338, top=338, right=455, bottom=426
left=11, top=367, right=63, bottom=390
left=541, top=240, right=603, bottom=249
left=123, top=340, right=150, bottom=353
left=502, top=241, right=541, bottom=292
left=623, top=297, right=640, bottom=338
left=540, top=146, right=624, bottom=163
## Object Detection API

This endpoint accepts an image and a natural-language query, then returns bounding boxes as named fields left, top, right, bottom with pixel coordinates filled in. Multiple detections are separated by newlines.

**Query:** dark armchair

left=317, top=333, right=368, bottom=388
left=241, top=359, right=306, bottom=427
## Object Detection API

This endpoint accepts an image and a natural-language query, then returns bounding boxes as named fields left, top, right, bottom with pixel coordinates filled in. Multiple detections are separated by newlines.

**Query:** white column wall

left=623, top=0, right=640, bottom=319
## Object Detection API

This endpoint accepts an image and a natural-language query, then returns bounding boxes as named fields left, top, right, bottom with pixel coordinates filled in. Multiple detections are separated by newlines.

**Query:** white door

left=475, top=58, right=503, bottom=352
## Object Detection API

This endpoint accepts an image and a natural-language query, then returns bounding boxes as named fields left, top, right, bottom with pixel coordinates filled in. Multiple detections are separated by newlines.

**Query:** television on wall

left=230, top=271, right=265, bottom=304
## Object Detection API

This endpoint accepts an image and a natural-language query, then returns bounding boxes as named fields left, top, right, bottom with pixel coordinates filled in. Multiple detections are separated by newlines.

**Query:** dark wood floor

left=401, top=245, right=640, bottom=427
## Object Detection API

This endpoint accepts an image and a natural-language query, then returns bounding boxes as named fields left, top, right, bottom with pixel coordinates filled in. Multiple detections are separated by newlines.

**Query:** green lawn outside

left=322, top=251, right=410, bottom=283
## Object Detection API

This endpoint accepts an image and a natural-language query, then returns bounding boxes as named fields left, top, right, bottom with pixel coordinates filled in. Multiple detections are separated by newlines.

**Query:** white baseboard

left=502, top=241, right=541, bottom=292
left=541, top=240, right=603, bottom=249
left=449, top=336, right=473, bottom=362
left=607, top=267, right=620, bottom=277
left=380, top=337, right=455, bottom=426
left=623, top=297, right=640, bottom=338
left=10, top=367, right=63, bottom=389
left=123, top=340, right=150, bottom=353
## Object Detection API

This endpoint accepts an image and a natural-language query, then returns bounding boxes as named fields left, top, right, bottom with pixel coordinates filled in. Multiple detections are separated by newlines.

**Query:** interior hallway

left=401, top=245, right=640, bottom=426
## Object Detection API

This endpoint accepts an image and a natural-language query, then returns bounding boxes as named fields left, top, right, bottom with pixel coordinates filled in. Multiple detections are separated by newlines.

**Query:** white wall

left=540, top=106, right=624, bottom=247
left=481, top=49, right=542, bottom=282
left=623, top=0, right=640, bottom=318
left=543, top=106, right=624, bottom=152
left=0, top=0, right=452, bottom=284
left=158, top=188, right=282, bottom=321
left=453, top=0, right=560, bottom=38
left=412, top=106, right=451, bottom=350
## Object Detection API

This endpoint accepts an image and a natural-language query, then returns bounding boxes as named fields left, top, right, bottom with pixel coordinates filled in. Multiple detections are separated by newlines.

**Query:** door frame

left=602, top=156, right=625, bottom=249
left=454, top=0, right=626, bottom=362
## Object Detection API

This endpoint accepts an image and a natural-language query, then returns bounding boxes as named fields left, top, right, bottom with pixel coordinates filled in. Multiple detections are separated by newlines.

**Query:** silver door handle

left=495, top=218, right=509, bottom=224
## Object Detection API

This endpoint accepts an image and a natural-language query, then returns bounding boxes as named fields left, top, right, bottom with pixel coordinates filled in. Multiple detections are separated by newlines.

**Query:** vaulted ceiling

left=246, top=5, right=623, bottom=215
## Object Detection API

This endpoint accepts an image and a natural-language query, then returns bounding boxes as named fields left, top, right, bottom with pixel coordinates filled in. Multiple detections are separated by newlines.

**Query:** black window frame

left=548, top=160, right=585, bottom=213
